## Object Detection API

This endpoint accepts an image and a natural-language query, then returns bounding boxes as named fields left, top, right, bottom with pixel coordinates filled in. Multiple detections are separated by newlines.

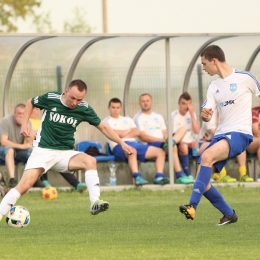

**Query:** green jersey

left=31, top=91, right=101, bottom=150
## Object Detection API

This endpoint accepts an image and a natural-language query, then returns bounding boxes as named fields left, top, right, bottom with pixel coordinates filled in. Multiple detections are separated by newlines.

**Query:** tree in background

left=0, top=0, right=41, bottom=32
left=0, top=1, right=93, bottom=33
left=63, top=7, right=93, bottom=33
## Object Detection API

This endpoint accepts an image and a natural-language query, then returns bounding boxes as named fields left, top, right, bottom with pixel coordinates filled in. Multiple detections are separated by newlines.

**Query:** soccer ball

left=6, top=205, right=30, bottom=228
left=42, top=186, right=58, bottom=200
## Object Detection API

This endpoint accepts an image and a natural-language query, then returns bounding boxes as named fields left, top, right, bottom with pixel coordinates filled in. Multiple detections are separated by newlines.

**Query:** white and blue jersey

left=202, top=69, right=260, bottom=136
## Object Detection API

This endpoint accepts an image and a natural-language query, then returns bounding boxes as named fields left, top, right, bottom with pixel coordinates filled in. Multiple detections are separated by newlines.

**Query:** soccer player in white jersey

left=171, top=92, right=200, bottom=181
left=133, top=93, right=193, bottom=184
left=179, top=45, right=260, bottom=225
left=104, top=98, right=168, bottom=185
left=0, top=79, right=134, bottom=221
left=199, top=110, right=253, bottom=183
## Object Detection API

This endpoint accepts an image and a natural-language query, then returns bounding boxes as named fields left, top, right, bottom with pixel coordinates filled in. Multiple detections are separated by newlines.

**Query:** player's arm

left=21, top=99, right=34, bottom=138
left=96, top=121, right=133, bottom=154
left=0, top=134, right=32, bottom=149
left=139, top=130, right=165, bottom=143
left=201, top=108, right=213, bottom=122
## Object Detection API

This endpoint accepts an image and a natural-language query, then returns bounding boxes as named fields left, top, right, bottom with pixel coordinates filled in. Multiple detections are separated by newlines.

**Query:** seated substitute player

left=104, top=97, right=168, bottom=186
left=247, top=106, right=260, bottom=173
left=0, top=79, right=133, bottom=221
left=171, top=92, right=200, bottom=181
left=199, top=109, right=253, bottom=182
left=179, top=45, right=260, bottom=225
left=133, top=93, right=193, bottom=184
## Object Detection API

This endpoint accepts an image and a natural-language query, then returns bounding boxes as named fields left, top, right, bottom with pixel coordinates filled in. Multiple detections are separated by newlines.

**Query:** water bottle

left=192, top=133, right=199, bottom=157
left=109, top=161, right=117, bottom=186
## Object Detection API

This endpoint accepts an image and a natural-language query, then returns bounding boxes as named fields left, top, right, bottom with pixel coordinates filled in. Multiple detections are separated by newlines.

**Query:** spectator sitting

left=171, top=92, right=200, bottom=181
left=104, top=98, right=168, bottom=186
left=133, top=93, right=193, bottom=184
left=247, top=106, right=260, bottom=180
left=29, top=107, right=87, bottom=192
left=0, top=104, right=35, bottom=187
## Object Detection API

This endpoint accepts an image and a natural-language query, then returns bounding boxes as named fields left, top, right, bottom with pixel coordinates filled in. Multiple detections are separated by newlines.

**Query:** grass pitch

left=1, top=186, right=260, bottom=260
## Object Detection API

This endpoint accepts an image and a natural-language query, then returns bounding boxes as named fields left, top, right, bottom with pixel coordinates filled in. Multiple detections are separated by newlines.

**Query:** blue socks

left=176, top=171, right=186, bottom=179
left=189, top=165, right=212, bottom=209
left=155, top=173, right=165, bottom=178
left=132, top=172, right=141, bottom=179
left=204, top=185, right=233, bottom=216
left=179, top=154, right=192, bottom=176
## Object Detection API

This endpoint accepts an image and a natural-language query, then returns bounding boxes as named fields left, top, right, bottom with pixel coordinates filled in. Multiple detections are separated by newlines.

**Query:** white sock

left=0, top=188, right=21, bottom=217
left=85, top=170, right=100, bottom=205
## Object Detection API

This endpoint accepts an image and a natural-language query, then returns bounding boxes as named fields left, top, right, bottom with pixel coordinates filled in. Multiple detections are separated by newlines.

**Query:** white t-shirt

left=199, top=110, right=218, bottom=141
left=171, top=109, right=197, bottom=143
left=103, top=115, right=137, bottom=150
left=133, top=111, right=166, bottom=143
left=202, top=69, right=260, bottom=136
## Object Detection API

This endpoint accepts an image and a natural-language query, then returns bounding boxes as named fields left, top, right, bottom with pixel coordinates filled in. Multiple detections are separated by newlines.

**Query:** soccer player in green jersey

left=0, top=79, right=133, bottom=220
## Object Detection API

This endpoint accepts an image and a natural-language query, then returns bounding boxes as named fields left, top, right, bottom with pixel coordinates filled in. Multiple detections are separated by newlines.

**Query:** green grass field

left=1, top=186, right=260, bottom=260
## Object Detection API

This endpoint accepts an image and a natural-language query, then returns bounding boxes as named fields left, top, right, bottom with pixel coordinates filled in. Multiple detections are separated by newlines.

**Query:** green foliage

left=1, top=187, right=260, bottom=260
left=0, top=0, right=41, bottom=32
left=63, top=7, right=93, bottom=33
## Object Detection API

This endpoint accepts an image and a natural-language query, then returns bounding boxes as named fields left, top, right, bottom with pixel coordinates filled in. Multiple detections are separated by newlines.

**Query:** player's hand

left=201, top=108, right=213, bottom=122
left=187, top=103, right=194, bottom=114
left=121, top=142, right=134, bottom=155
left=21, top=124, right=31, bottom=138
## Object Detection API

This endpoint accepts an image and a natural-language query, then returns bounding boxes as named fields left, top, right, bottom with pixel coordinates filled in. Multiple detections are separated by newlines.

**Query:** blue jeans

left=0, top=146, right=32, bottom=163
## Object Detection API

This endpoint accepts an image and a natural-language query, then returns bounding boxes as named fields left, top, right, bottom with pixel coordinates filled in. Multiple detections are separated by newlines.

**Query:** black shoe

left=217, top=210, right=238, bottom=226
left=9, top=178, right=17, bottom=188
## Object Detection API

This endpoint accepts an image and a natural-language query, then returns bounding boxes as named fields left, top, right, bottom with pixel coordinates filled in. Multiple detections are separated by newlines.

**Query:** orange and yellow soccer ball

left=42, top=187, right=58, bottom=200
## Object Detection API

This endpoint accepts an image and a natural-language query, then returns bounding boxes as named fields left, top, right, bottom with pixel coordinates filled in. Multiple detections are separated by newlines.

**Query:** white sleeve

left=202, top=83, right=217, bottom=111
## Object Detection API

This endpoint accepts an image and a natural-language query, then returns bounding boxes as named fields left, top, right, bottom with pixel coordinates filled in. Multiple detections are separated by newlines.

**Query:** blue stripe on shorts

left=112, top=141, right=149, bottom=162
left=197, top=132, right=253, bottom=172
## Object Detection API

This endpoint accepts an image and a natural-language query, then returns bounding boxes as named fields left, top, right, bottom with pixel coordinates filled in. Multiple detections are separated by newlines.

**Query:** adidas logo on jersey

left=51, top=107, right=57, bottom=111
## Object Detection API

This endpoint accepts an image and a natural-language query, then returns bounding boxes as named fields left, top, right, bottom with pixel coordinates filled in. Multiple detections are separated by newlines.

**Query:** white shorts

left=25, top=147, right=81, bottom=173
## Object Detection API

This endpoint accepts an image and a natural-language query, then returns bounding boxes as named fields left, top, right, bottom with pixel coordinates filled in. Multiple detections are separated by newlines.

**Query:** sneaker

left=217, top=210, right=238, bottom=226
left=90, top=200, right=109, bottom=215
left=217, top=175, right=237, bottom=183
left=212, top=173, right=220, bottom=181
left=162, top=138, right=176, bottom=151
left=153, top=176, right=170, bottom=185
left=42, top=180, right=51, bottom=187
left=76, top=183, right=87, bottom=192
left=134, top=176, right=148, bottom=186
left=9, top=178, right=17, bottom=188
left=187, top=175, right=195, bottom=182
left=176, top=176, right=194, bottom=184
left=179, top=204, right=196, bottom=220
left=240, top=174, right=253, bottom=182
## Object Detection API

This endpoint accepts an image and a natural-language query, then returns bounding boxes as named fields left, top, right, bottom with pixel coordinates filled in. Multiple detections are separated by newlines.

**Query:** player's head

left=178, top=92, right=192, bottom=115
left=14, top=103, right=25, bottom=126
left=108, top=98, right=122, bottom=118
left=63, top=79, right=87, bottom=109
left=200, top=45, right=226, bottom=76
left=200, top=45, right=225, bottom=62
left=139, top=93, right=153, bottom=113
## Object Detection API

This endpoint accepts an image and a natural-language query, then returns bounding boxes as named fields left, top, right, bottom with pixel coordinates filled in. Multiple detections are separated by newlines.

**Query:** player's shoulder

left=78, top=100, right=89, bottom=109
left=46, top=91, right=62, bottom=100
left=171, top=109, right=179, bottom=117
left=133, top=111, right=142, bottom=121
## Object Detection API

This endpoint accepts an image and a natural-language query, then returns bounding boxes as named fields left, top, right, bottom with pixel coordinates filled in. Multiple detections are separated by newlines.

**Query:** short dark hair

left=67, top=79, right=87, bottom=92
left=178, top=92, right=192, bottom=103
left=200, top=45, right=226, bottom=62
left=108, top=98, right=122, bottom=107
left=14, top=103, right=25, bottom=113
left=139, top=93, right=152, bottom=101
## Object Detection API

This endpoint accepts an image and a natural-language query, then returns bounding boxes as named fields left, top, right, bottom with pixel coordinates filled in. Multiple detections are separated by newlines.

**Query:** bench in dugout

left=75, top=140, right=115, bottom=182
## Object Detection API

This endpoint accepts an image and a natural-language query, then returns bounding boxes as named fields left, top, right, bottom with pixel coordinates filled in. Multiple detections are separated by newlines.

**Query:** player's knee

left=200, top=150, right=213, bottom=165
left=85, top=155, right=97, bottom=169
